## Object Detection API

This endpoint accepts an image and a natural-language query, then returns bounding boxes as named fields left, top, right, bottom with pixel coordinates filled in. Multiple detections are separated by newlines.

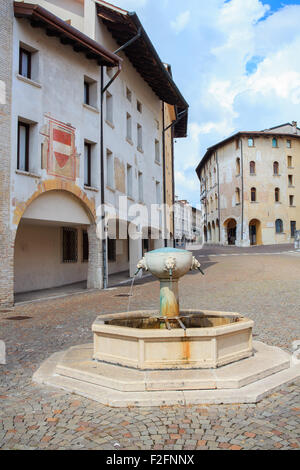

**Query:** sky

left=112, top=0, right=300, bottom=207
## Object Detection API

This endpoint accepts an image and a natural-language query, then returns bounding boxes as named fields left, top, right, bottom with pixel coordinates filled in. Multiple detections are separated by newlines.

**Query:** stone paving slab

left=1, top=251, right=300, bottom=450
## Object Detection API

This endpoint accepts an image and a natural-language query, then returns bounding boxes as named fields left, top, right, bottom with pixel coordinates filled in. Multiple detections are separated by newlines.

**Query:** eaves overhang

left=14, top=1, right=122, bottom=68
left=96, top=1, right=188, bottom=137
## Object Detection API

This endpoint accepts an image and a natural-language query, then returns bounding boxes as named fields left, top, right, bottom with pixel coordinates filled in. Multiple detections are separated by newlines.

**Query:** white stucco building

left=0, top=0, right=188, bottom=308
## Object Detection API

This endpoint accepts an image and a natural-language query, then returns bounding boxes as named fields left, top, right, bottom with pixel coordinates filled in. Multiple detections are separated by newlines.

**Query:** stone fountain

left=34, top=248, right=300, bottom=407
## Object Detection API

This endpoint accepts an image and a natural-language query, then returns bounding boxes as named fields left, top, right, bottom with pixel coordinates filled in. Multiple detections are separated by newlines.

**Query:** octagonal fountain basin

left=92, top=310, right=254, bottom=370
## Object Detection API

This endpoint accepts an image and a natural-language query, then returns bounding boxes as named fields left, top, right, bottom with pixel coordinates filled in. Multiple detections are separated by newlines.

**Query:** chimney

left=292, top=121, right=298, bottom=134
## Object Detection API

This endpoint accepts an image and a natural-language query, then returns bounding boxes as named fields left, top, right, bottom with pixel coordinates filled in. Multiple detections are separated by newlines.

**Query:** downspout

left=100, top=30, right=141, bottom=289
left=162, top=102, right=167, bottom=247
left=101, top=64, right=122, bottom=290
left=216, top=150, right=221, bottom=242
left=240, top=137, right=244, bottom=243
left=163, top=108, right=188, bottom=248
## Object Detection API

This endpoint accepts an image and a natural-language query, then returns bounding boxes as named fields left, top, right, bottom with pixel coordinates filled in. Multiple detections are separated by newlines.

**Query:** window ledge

left=83, top=103, right=99, bottom=114
left=137, top=146, right=144, bottom=154
left=155, top=160, right=161, bottom=166
left=289, top=205, right=296, bottom=208
left=250, top=201, right=259, bottom=204
left=273, top=174, right=281, bottom=176
left=15, top=169, right=41, bottom=179
left=126, top=137, right=133, bottom=146
left=289, top=185, right=295, bottom=188
left=235, top=203, right=241, bottom=206
left=16, top=74, right=41, bottom=88
left=287, top=167, right=294, bottom=169
left=105, top=120, right=115, bottom=129
left=106, top=185, right=115, bottom=193
left=84, top=185, right=99, bottom=192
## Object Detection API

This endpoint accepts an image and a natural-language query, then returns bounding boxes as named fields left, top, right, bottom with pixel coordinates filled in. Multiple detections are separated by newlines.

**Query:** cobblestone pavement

left=0, top=250, right=300, bottom=450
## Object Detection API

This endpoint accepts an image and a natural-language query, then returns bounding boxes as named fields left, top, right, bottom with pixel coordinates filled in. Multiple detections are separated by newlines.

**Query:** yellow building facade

left=196, top=123, right=300, bottom=246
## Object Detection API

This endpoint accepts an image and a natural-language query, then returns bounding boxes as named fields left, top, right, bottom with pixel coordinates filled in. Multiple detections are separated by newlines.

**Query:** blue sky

left=114, top=0, right=300, bottom=206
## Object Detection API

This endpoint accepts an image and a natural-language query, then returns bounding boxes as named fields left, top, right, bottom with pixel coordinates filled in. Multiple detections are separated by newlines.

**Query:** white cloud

left=171, top=10, right=191, bottom=34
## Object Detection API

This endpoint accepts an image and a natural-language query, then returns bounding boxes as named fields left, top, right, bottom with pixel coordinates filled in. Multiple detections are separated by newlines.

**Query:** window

left=235, top=188, right=240, bottom=205
left=250, top=161, right=255, bottom=174
left=288, top=156, right=293, bottom=167
left=17, top=121, right=30, bottom=171
left=137, top=124, right=143, bottom=151
left=137, top=100, right=142, bottom=113
left=288, top=175, right=293, bottom=186
left=275, top=219, right=283, bottom=234
left=272, top=137, right=278, bottom=148
left=156, top=181, right=161, bottom=205
left=291, top=221, right=296, bottom=238
left=275, top=187, right=280, bottom=202
left=126, top=113, right=132, bottom=141
left=248, top=137, right=254, bottom=147
left=273, top=161, right=279, bottom=175
left=126, top=87, right=132, bottom=102
left=215, top=194, right=218, bottom=211
left=251, top=187, right=256, bottom=202
left=82, top=230, right=89, bottom=262
left=84, top=81, right=90, bottom=105
left=19, top=47, right=31, bottom=79
left=106, top=149, right=114, bottom=188
left=155, top=139, right=160, bottom=163
left=127, top=164, right=133, bottom=198
left=84, top=142, right=91, bottom=187
left=62, top=228, right=78, bottom=263
left=236, top=158, right=240, bottom=175
left=287, top=140, right=291, bottom=149
left=108, top=238, right=116, bottom=262
left=289, top=195, right=294, bottom=206
left=106, top=91, right=113, bottom=124
left=138, top=171, right=143, bottom=202
left=83, top=77, right=97, bottom=107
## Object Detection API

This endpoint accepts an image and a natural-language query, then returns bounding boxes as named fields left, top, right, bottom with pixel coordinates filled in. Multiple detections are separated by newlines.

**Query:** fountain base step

left=33, top=341, right=300, bottom=407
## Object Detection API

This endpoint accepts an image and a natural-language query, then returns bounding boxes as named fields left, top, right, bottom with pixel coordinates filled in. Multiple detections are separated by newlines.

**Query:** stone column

left=0, top=0, right=14, bottom=310
left=87, top=224, right=103, bottom=289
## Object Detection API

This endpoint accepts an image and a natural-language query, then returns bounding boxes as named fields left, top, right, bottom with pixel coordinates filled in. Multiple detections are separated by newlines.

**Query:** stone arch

left=13, top=179, right=96, bottom=229
left=224, top=218, right=237, bottom=245
left=249, top=219, right=262, bottom=246
left=13, top=180, right=102, bottom=298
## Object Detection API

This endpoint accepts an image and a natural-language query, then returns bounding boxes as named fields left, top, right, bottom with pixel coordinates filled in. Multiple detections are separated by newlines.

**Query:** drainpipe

left=100, top=30, right=141, bottom=289
left=162, top=102, right=167, bottom=247
left=163, top=108, right=188, bottom=248
left=216, top=150, right=221, bottom=243
left=240, top=137, right=244, bottom=243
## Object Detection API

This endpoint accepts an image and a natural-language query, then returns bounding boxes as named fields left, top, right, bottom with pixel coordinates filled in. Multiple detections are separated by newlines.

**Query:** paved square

left=0, top=247, right=299, bottom=450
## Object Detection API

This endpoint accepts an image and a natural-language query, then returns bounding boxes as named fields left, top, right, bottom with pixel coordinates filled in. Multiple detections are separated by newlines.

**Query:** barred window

left=275, top=219, right=283, bottom=234
left=62, top=228, right=78, bottom=263
left=82, top=230, right=89, bottom=262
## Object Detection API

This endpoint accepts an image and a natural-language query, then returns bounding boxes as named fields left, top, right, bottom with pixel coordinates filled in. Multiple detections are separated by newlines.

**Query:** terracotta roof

left=96, top=0, right=188, bottom=137
left=196, top=130, right=300, bottom=177
left=14, top=2, right=121, bottom=67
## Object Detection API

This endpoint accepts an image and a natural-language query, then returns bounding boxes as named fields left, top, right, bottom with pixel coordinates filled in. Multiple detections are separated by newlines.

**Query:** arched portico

left=224, top=218, right=237, bottom=245
left=249, top=219, right=262, bottom=246
left=13, top=182, right=102, bottom=298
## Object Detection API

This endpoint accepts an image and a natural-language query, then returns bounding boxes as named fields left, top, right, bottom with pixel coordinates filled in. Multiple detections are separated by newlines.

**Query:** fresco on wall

left=41, top=115, right=77, bottom=181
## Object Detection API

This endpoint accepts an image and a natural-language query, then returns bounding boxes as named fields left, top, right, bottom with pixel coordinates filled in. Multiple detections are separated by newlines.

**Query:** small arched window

left=272, top=137, right=278, bottom=148
left=250, top=161, right=256, bottom=174
left=275, top=219, right=283, bottom=233
left=236, top=158, right=241, bottom=175
left=235, top=188, right=240, bottom=204
left=210, top=197, right=213, bottom=212
left=251, top=187, right=256, bottom=202
left=215, top=194, right=218, bottom=210
left=275, top=187, right=280, bottom=202
left=273, top=161, right=279, bottom=175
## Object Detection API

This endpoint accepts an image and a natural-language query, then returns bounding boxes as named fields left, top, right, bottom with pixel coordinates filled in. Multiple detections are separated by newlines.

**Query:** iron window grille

left=62, top=227, right=78, bottom=263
